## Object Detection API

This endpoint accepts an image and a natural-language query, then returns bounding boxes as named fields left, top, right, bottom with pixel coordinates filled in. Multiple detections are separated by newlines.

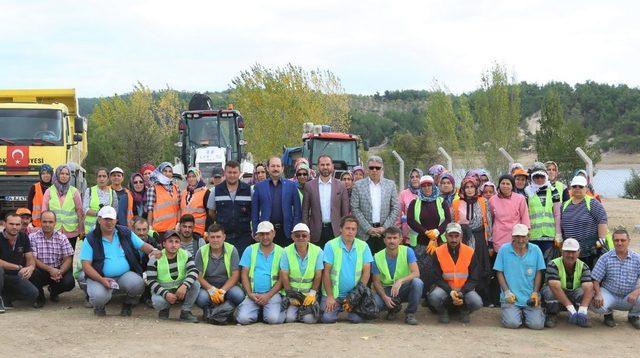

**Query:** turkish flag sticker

left=7, top=146, right=29, bottom=168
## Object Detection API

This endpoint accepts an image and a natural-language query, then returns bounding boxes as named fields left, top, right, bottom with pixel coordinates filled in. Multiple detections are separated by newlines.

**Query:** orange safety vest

left=451, top=197, right=490, bottom=240
left=152, top=184, right=180, bottom=232
left=125, top=188, right=134, bottom=225
left=180, top=188, right=207, bottom=236
left=32, top=182, right=44, bottom=227
left=435, top=243, right=474, bottom=290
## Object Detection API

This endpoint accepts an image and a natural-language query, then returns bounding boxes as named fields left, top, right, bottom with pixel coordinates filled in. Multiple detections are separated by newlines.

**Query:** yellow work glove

left=207, top=287, right=218, bottom=303
left=426, top=239, right=438, bottom=255
left=212, top=289, right=226, bottom=304
left=303, top=289, right=317, bottom=306
left=529, top=292, right=541, bottom=307
left=342, top=299, right=352, bottom=312
left=426, top=229, right=440, bottom=241
left=504, top=290, right=517, bottom=304
left=450, top=290, right=464, bottom=306
left=554, top=234, right=563, bottom=249
left=290, top=298, right=302, bottom=306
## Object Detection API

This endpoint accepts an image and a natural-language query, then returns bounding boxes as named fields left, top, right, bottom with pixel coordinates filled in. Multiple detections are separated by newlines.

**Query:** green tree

left=380, top=131, right=439, bottom=184
left=230, top=64, right=349, bottom=161
left=425, top=90, right=458, bottom=150
left=456, top=96, right=476, bottom=151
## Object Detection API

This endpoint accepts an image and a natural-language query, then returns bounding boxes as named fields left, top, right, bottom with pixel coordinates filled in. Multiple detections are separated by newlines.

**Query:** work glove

left=212, top=289, right=226, bottom=304
left=207, top=287, right=218, bottom=303
left=568, top=312, right=578, bottom=325
left=554, top=234, right=563, bottom=248
left=528, top=292, right=541, bottom=307
left=596, top=237, right=607, bottom=249
left=342, top=299, right=352, bottom=312
left=504, top=290, right=517, bottom=304
left=303, top=289, right=317, bottom=306
left=576, top=313, right=589, bottom=327
left=426, top=229, right=440, bottom=241
left=450, top=290, right=464, bottom=306
left=426, top=239, right=438, bottom=255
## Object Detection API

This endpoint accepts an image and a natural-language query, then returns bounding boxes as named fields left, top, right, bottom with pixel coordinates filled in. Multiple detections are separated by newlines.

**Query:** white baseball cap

left=97, top=206, right=117, bottom=220
left=256, top=221, right=275, bottom=233
left=512, top=224, right=529, bottom=236
left=292, top=223, right=310, bottom=233
left=420, top=175, right=434, bottom=186
left=445, top=222, right=462, bottom=234
left=109, top=167, right=124, bottom=175
left=562, top=238, right=580, bottom=251
left=570, top=176, right=588, bottom=187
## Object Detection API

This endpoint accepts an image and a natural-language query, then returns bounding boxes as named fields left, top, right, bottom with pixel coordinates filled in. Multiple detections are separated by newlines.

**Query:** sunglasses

left=571, top=185, right=585, bottom=189
left=293, top=233, right=307, bottom=238
left=296, top=172, right=308, bottom=177
left=368, top=166, right=382, bottom=171
left=133, top=180, right=144, bottom=184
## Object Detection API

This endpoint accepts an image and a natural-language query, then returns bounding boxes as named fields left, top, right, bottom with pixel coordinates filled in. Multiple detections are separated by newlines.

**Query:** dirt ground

left=1, top=198, right=639, bottom=357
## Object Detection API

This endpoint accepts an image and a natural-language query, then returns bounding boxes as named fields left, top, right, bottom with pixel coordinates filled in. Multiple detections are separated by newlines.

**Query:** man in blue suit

left=252, top=157, right=302, bottom=247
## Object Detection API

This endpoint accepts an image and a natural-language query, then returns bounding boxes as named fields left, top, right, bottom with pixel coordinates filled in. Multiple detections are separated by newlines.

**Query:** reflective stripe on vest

left=435, top=243, right=473, bottom=290
left=451, top=197, right=490, bottom=240
left=285, top=243, right=321, bottom=293
left=152, top=184, right=180, bottom=232
left=32, top=182, right=44, bottom=227
left=157, top=248, right=189, bottom=289
left=321, top=237, right=366, bottom=297
left=199, top=242, right=233, bottom=278
left=248, top=243, right=282, bottom=290
left=180, top=188, right=207, bottom=235
left=373, top=245, right=410, bottom=287
left=408, top=197, right=445, bottom=247
left=48, top=185, right=79, bottom=232
left=552, top=257, right=584, bottom=291
left=528, top=188, right=556, bottom=239
left=85, top=186, right=114, bottom=230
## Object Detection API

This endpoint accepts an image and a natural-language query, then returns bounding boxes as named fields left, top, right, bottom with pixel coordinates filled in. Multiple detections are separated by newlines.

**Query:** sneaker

left=629, top=316, right=640, bottom=330
left=49, top=289, right=60, bottom=303
left=94, top=307, right=106, bottom=317
left=386, top=311, right=397, bottom=321
left=603, top=313, right=616, bottom=327
left=0, top=297, right=5, bottom=313
left=459, top=310, right=470, bottom=324
left=545, top=314, right=557, bottom=328
left=120, top=303, right=134, bottom=317
left=438, top=310, right=450, bottom=324
left=159, top=308, right=170, bottom=320
left=404, top=313, right=418, bottom=325
left=180, top=310, right=199, bottom=323
left=33, top=294, right=46, bottom=308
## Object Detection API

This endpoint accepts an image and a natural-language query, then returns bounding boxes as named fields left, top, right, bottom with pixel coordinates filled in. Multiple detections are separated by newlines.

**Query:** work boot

left=120, top=303, right=134, bottom=317
left=158, top=308, right=170, bottom=320
left=545, top=314, right=557, bottom=328
left=0, top=297, right=5, bottom=313
left=603, top=313, right=616, bottom=327
left=438, top=310, right=450, bottom=324
left=405, top=313, right=418, bottom=325
left=180, top=310, right=199, bottom=323
left=48, top=288, right=60, bottom=303
left=459, top=310, right=470, bottom=324
left=629, top=316, right=640, bottom=329
left=94, top=307, right=106, bottom=317
left=33, top=293, right=46, bottom=308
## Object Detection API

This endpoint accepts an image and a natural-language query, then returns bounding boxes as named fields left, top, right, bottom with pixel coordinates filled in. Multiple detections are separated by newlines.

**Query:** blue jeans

left=285, top=305, right=319, bottom=323
left=373, top=278, right=424, bottom=314
left=590, top=287, right=640, bottom=318
left=501, top=303, right=545, bottom=329
left=0, top=267, right=39, bottom=304
left=151, top=281, right=200, bottom=312
left=320, top=296, right=365, bottom=323
left=78, top=271, right=145, bottom=310
left=427, top=286, right=483, bottom=313
left=235, top=293, right=285, bottom=324
left=196, top=285, right=245, bottom=308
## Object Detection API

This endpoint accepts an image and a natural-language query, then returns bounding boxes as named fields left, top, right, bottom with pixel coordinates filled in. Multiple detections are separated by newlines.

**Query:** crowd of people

left=1, top=155, right=639, bottom=330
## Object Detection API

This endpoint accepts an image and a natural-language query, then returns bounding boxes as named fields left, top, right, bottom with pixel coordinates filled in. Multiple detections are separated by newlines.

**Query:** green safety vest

left=48, top=185, right=79, bottom=232
left=248, top=243, right=283, bottom=292
left=285, top=243, right=321, bottom=293
left=157, top=248, right=189, bottom=289
left=552, top=257, right=584, bottom=291
left=408, top=197, right=446, bottom=247
left=84, top=186, right=114, bottom=230
left=373, top=245, right=410, bottom=287
left=528, top=188, right=556, bottom=240
left=554, top=181, right=566, bottom=195
left=562, top=197, right=614, bottom=249
left=322, top=237, right=367, bottom=297
left=198, top=242, right=234, bottom=278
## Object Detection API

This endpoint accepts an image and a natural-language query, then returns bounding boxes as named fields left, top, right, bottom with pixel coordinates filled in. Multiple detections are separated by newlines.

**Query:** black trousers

left=0, top=267, right=39, bottom=304
left=29, top=268, right=75, bottom=298
left=273, top=224, right=289, bottom=247
left=318, top=224, right=334, bottom=250
left=227, top=232, right=255, bottom=257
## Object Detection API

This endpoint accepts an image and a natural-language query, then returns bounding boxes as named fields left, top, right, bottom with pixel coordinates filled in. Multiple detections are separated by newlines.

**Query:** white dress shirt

left=318, top=176, right=332, bottom=223
left=369, top=178, right=382, bottom=223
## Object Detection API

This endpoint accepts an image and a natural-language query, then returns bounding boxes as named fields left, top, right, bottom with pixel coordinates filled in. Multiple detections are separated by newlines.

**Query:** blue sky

left=2, top=0, right=637, bottom=97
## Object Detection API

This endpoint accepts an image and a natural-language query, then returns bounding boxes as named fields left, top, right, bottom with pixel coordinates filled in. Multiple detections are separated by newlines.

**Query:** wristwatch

left=16, top=264, right=23, bottom=271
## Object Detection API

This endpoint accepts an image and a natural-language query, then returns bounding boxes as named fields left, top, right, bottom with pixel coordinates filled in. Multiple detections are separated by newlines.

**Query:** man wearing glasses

left=350, top=156, right=400, bottom=253
left=560, top=176, right=608, bottom=268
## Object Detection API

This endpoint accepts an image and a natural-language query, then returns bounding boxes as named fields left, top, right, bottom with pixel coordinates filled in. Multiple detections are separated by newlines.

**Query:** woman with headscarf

left=28, top=164, right=54, bottom=227
left=545, top=161, right=569, bottom=202
left=428, top=164, right=447, bottom=185
left=146, top=162, right=181, bottom=235
left=439, top=172, right=456, bottom=207
left=352, top=165, right=365, bottom=182
left=294, top=162, right=310, bottom=204
left=512, top=168, right=529, bottom=199
left=83, top=167, right=118, bottom=232
left=407, top=175, right=451, bottom=296
left=451, top=176, right=492, bottom=304
left=397, top=168, right=423, bottom=243
left=42, top=165, right=84, bottom=248
left=340, top=171, right=354, bottom=200
left=525, top=166, right=562, bottom=255
left=489, top=174, right=530, bottom=253
left=128, top=173, right=147, bottom=218
left=140, top=163, right=155, bottom=188
left=180, top=167, right=210, bottom=236
left=480, top=182, right=496, bottom=200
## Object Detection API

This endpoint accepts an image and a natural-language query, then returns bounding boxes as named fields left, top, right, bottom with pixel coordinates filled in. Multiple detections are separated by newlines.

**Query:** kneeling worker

left=146, top=231, right=200, bottom=322
left=428, top=223, right=483, bottom=323
left=542, top=238, right=594, bottom=328
left=280, top=223, right=324, bottom=323
left=372, top=226, right=423, bottom=325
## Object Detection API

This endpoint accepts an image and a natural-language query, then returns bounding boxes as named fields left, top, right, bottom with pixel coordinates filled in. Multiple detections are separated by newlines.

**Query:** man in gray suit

left=350, top=155, right=400, bottom=253
left=302, top=155, right=350, bottom=249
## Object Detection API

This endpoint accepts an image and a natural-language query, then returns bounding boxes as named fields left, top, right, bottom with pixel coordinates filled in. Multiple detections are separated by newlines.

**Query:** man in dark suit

left=251, top=157, right=302, bottom=247
left=302, top=155, right=350, bottom=249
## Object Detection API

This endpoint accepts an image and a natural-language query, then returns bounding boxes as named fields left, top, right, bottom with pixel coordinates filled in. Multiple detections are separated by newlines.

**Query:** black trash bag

left=297, top=300, right=321, bottom=321
left=204, top=301, right=235, bottom=325
left=544, top=245, right=561, bottom=264
left=344, top=282, right=379, bottom=320
left=388, top=295, right=403, bottom=314
left=282, top=289, right=306, bottom=310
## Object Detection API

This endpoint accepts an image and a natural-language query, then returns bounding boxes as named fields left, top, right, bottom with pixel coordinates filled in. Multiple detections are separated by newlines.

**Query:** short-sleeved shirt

left=545, top=259, right=592, bottom=290
left=0, top=231, right=32, bottom=274
left=592, top=250, right=640, bottom=297
left=79, top=231, right=145, bottom=277
left=181, top=236, right=206, bottom=258
left=561, top=198, right=607, bottom=257
left=323, top=238, right=374, bottom=298
left=280, top=246, right=324, bottom=273
left=28, top=229, right=74, bottom=269
left=195, top=245, right=240, bottom=288
left=494, top=243, right=546, bottom=307
left=371, top=247, right=417, bottom=277
left=239, top=245, right=281, bottom=294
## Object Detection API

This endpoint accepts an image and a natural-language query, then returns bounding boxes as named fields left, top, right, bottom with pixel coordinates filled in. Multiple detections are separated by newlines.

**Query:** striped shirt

left=545, top=259, right=592, bottom=290
left=560, top=198, right=607, bottom=257
left=592, top=250, right=640, bottom=297
left=146, top=253, right=198, bottom=298
left=28, top=229, right=74, bottom=268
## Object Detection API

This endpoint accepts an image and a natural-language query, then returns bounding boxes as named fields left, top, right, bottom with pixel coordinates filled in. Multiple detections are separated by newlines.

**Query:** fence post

left=438, top=147, right=453, bottom=172
left=575, top=147, right=594, bottom=180
left=498, top=147, right=514, bottom=172
left=391, top=150, right=405, bottom=190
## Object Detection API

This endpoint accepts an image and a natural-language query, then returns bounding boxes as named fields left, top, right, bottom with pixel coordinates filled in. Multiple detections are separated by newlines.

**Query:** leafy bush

left=623, top=170, right=640, bottom=199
